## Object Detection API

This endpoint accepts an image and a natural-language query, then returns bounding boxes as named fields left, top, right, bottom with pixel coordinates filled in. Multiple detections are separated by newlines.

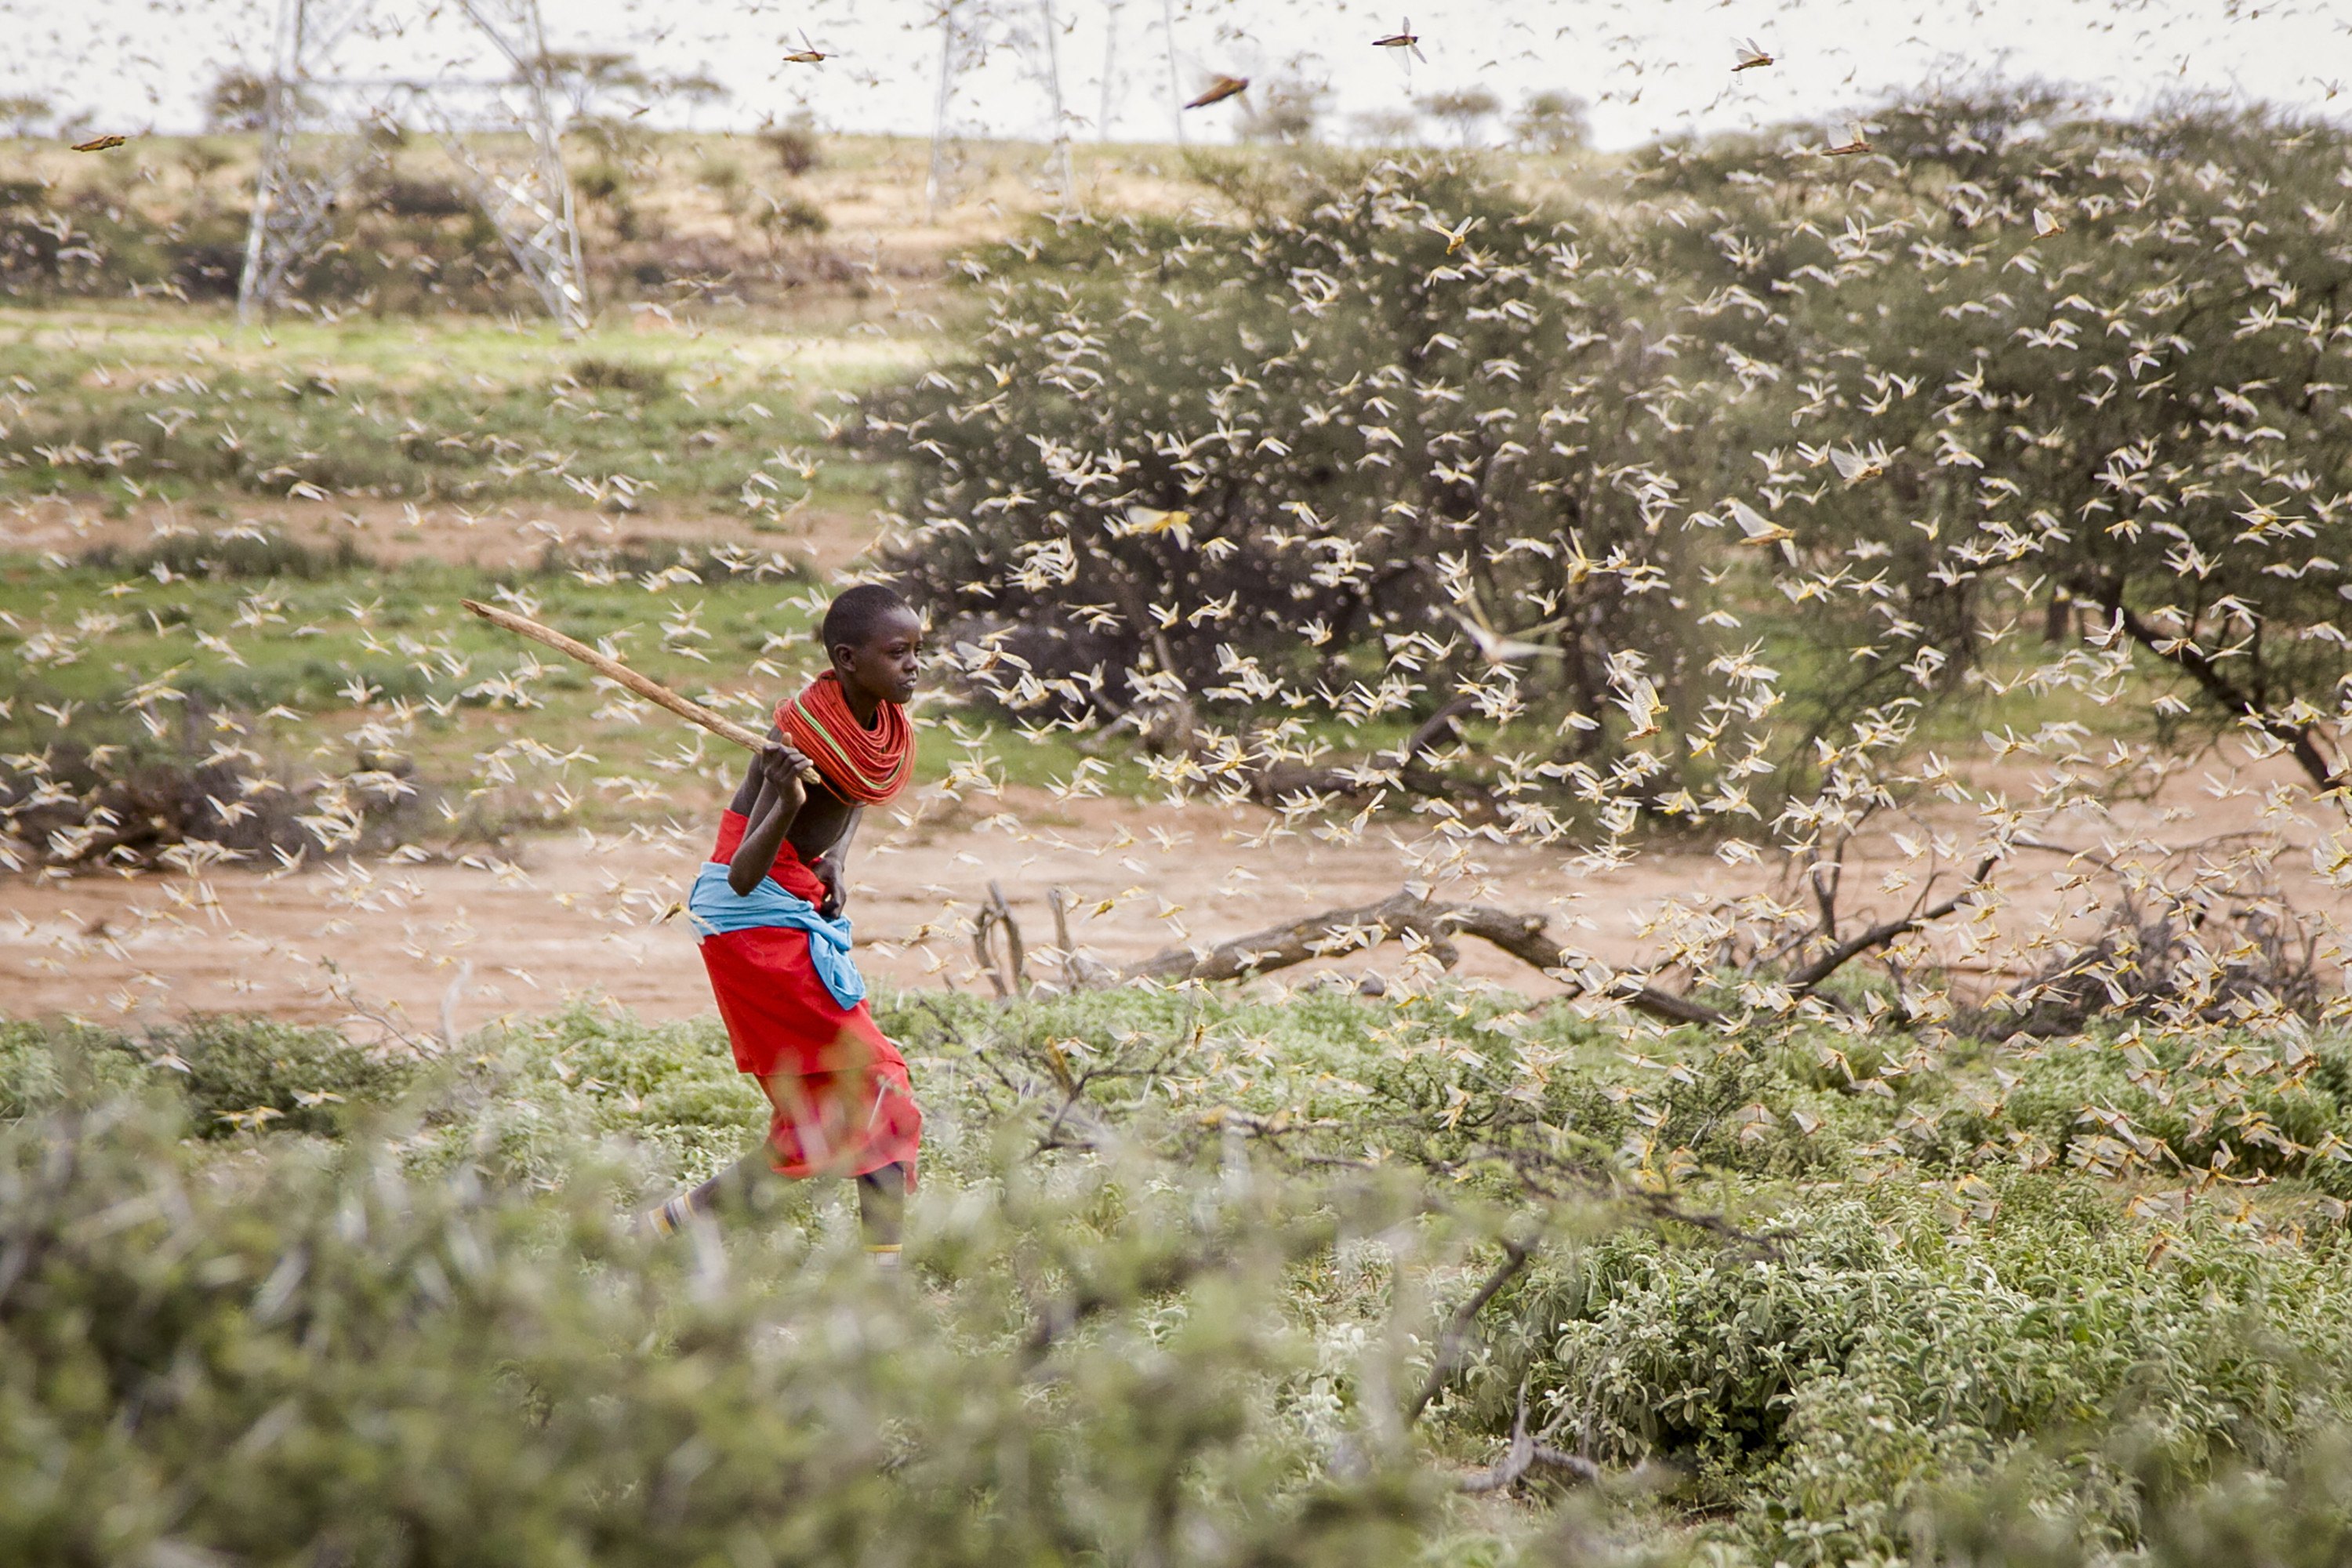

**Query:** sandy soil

left=6, top=750, right=2347, bottom=1041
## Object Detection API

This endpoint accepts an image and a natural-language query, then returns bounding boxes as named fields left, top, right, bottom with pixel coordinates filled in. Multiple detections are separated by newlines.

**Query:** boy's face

left=833, top=607, right=923, bottom=707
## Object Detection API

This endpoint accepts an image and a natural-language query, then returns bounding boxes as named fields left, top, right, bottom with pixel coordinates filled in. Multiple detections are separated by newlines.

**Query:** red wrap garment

left=700, top=808, right=921, bottom=1184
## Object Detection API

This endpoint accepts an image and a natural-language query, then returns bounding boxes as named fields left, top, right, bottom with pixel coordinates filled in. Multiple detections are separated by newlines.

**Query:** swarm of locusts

left=855, top=105, right=2352, bottom=1192
left=5, top=48, right=2352, bottom=1209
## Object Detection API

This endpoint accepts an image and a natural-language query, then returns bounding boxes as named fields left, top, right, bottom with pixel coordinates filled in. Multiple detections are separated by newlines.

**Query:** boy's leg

left=857, top=1161, right=907, bottom=1256
left=648, top=1152, right=907, bottom=1257
left=646, top=1142, right=773, bottom=1235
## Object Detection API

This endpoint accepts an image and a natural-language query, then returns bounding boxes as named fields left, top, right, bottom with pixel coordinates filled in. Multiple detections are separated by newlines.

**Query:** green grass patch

left=0, top=305, right=927, bottom=514
left=0, top=543, right=1142, bottom=846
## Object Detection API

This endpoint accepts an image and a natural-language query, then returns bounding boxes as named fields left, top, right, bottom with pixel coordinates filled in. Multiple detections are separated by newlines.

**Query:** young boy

left=648, top=583, right=924, bottom=1264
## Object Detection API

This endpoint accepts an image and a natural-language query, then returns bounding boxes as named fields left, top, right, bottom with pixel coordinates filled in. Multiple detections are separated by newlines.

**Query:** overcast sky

left=2, top=0, right=2346, bottom=151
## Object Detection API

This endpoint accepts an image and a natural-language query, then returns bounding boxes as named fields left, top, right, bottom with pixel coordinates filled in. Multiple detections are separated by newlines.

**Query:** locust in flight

left=1185, top=75, right=1250, bottom=109
left=1373, top=19, right=1428, bottom=63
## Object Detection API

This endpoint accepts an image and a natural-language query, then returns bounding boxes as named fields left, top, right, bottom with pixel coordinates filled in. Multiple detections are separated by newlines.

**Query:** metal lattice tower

left=238, top=0, right=588, bottom=332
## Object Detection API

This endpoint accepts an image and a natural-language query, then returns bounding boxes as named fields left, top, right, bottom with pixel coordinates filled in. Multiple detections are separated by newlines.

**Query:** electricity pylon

left=237, top=0, right=589, bottom=333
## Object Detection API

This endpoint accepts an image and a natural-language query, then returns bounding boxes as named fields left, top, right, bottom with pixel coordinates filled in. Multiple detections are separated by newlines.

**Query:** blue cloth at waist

left=686, top=860, right=866, bottom=1010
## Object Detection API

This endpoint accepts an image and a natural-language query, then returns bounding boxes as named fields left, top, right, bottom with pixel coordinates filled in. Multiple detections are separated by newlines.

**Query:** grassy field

left=0, top=124, right=1225, bottom=837
left=0, top=304, right=921, bottom=514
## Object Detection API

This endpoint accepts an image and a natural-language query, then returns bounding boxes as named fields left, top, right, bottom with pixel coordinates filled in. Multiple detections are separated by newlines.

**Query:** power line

left=238, top=0, right=588, bottom=333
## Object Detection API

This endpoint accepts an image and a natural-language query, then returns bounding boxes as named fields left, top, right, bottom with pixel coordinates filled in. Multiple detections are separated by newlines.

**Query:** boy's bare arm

left=728, top=733, right=811, bottom=896
left=810, top=807, right=862, bottom=916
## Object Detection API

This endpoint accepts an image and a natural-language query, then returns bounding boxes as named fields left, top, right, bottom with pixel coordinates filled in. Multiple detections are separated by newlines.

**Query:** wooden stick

left=460, top=598, right=771, bottom=753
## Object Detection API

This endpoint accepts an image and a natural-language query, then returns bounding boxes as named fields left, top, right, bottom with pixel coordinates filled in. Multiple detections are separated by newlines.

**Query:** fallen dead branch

left=1459, top=1375, right=1603, bottom=1494
left=1120, top=859, right=2006, bottom=1025
left=1971, top=860, right=2332, bottom=1038
left=1120, top=888, right=1726, bottom=1026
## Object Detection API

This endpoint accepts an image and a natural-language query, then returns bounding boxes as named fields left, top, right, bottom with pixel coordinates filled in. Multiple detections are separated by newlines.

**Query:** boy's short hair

left=822, top=583, right=914, bottom=654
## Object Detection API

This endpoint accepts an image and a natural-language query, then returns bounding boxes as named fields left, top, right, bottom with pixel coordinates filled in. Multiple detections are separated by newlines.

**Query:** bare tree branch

left=1457, top=1374, right=1603, bottom=1494
left=1406, top=1238, right=1534, bottom=1425
left=1784, top=855, right=1999, bottom=991
left=2073, top=579, right=2343, bottom=790
left=972, top=880, right=1029, bottom=999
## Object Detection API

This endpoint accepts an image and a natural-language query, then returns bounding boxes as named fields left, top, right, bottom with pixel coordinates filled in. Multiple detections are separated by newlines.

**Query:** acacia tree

left=0, top=96, right=50, bottom=140
left=857, top=156, right=1750, bottom=832
left=1512, top=91, right=1588, bottom=154
left=1642, top=97, right=2352, bottom=789
left=204, top=71, right=274, bottom=133
left=1417, top=88, right=1500, bottom=149
left=521, top=51, right=652, bottom=125
left=858, top=101, right=2352, bottom=1025
left=1238, top=80, right=1324, bottom=145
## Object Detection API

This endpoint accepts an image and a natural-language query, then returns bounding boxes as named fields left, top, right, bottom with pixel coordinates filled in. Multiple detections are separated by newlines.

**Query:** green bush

left=858, top=100, right=2352, bottom=844
left=0, top=1092, right=1438, bottom=1566
left=84, top=532, right=375, bottom=582
left=1633, top=97, right=2352, bottom=789
left=0, top=1017, right=414, bottom=1136
left=0, top=1021, right=151, bottom=1120
left=857, top=154, right=1712, bottom=803
left=16, top=994, right=2352, bottom=1562
left=1457, top=1175, right=2352, bottom=1561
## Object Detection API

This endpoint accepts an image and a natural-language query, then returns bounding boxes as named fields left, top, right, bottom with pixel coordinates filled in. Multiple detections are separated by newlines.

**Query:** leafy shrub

left=0, top=1093, right=1437, bottom=1566
left=0, top=1022, right=151, bottom=1120
left=371, top=176, right=472, bottom=218
left=0, top=717, right=431, bottom=873
left=1635, top=97, right=2352, bottom=789
left=761, top=194, right=829, bottom=236
left=760, top=122, right=822, bottom=176
left=1915, top=1427, right=2352, bottom=1566
left=84, top=532, right=375, bottom=582
left=1455, top=1174, right=2352, bottom=1563
left=17, top=991, right=2352, bottom=1562
left=857, top=156, right=1712, bottom=797
left=146, top=1014, right=419, bottom=1137
left=567, top=354, right=666, bottom=394
left=412, top=1001, right=763, bottom=1189
left=0, top=1017, right=413, bottom=1136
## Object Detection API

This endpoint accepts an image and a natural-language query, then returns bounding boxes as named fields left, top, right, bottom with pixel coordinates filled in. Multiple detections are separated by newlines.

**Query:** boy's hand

left=758, top=741, right=814, bottom=793
left=812, top=857, right=846, bottom=918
